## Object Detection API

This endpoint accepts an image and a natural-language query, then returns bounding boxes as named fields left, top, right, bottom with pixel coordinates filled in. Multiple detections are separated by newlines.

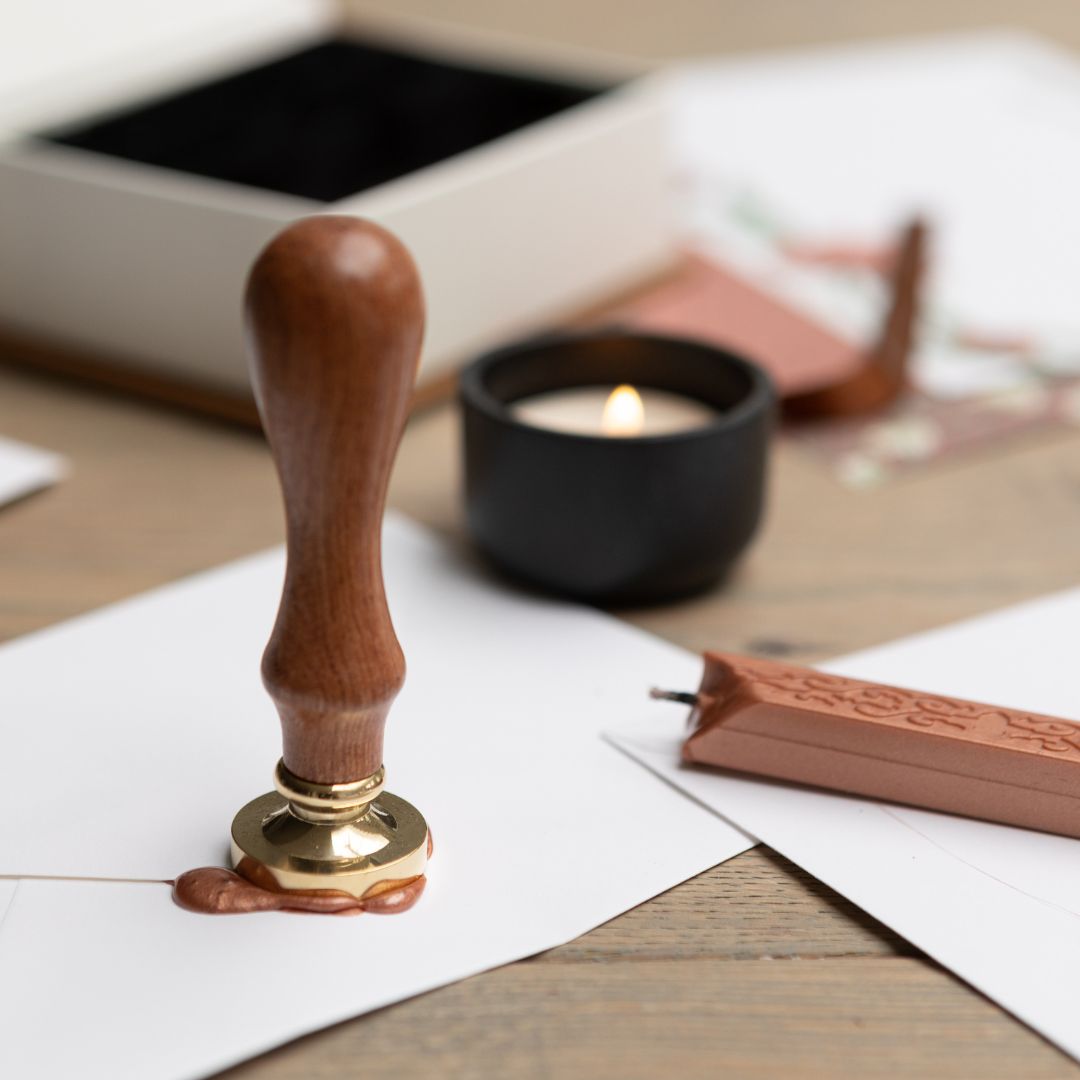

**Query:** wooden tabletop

left=2, top=358, right=1079, bottom=1077
left=8, top=6, right=1080, bottom=1073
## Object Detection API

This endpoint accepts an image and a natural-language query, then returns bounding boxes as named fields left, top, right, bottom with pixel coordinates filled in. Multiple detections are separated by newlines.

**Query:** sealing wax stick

left=670, top=652, right=1080, bottom=839
left=782, top=219, right=925, bottom=420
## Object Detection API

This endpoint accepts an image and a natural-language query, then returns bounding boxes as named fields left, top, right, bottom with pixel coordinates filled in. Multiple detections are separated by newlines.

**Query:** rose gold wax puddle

left=171, top=832, right=434, bottom=916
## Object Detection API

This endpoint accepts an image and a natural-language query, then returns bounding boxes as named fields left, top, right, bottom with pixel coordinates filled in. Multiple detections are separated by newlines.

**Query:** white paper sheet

left=0, top=513, right=752, bottom=1079
left=0, top=880, right=16, bottom=928
left=0, top=434, right=64, bottom=507
left=612, top=586, right=1080, bottom=1062
left=673, top=32, right=1080, bottom=345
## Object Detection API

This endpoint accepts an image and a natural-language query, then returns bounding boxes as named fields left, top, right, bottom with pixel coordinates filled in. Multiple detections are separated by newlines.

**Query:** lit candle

left=512, top=384, right=717, bottom=437
left=461, top=329, right=774, bottom=604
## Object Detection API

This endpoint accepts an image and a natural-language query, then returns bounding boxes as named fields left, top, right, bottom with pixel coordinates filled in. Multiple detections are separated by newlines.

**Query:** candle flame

left=601, top=384, right=644, bottom=436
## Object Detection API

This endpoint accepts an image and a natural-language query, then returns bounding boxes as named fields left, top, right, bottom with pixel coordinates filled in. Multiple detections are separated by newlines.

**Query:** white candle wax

left=511, top=385, right=717, bottom=437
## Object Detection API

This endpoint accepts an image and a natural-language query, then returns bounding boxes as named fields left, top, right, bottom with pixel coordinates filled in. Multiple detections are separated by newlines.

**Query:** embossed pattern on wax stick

left=665, top=652, right=1080, bottom=839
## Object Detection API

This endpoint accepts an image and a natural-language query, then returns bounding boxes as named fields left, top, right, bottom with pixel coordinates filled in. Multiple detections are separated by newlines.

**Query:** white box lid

left=0, top=0, right=334, bottom=136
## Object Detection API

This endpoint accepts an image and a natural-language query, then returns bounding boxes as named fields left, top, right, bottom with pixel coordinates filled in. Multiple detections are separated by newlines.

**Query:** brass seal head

left=230, top=761, right=429, bottom=898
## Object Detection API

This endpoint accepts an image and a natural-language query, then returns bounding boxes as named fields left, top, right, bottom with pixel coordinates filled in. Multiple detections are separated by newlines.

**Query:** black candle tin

left=461, top=331, right=775, bottom=605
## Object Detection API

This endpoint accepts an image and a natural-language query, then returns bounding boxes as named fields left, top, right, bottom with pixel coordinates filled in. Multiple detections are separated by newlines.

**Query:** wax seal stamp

left=175, top=215, right=430, bottom=913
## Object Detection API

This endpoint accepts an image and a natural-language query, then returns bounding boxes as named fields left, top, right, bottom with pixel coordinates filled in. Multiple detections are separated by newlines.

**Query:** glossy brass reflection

left=230, top=760, right=429, bottom=898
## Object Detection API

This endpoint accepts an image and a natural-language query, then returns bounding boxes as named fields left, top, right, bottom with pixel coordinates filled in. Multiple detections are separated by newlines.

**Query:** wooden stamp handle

left=245, top=216, right=424, bottom=783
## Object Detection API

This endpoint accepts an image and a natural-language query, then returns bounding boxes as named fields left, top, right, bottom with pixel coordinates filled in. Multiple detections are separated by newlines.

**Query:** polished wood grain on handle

left=245, top=216, right=425, bottom=783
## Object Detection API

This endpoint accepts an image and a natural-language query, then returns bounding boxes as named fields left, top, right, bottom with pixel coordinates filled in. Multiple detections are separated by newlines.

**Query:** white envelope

left=612, top=586, right=1080, bottom=1063
left=0, top=433, right=64, bottom=507
left=675, top=31, right=1080, bottom=342
left=0, top=514, right=752, bottom=1079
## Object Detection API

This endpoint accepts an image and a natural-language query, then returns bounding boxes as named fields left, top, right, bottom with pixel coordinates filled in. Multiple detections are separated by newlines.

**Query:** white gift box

left=0, top=0, right=673, bottom=417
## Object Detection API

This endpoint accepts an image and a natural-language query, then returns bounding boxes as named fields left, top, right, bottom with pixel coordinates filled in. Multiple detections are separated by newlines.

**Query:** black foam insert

left=43, top=39, right=603, bottom=203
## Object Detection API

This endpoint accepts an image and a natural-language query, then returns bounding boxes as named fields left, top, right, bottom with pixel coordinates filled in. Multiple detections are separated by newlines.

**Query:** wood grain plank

left=219, top=956, right=1076, bottom=1080
left=545, top=848, right=912, bottom=962
left=0, top=366, right=281, bottom=641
